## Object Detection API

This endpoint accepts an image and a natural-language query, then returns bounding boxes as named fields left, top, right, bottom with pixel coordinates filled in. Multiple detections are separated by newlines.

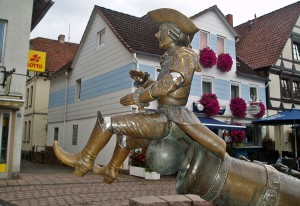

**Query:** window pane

left=250, top=87, right=257, bottom=100
left=28, top=121, right=31, bottom=142
left=54, top=128, right=59, bottom=141
left=293, top=43, right=300, bottom=61
left=97, top=29, right=105, bottom=47
left=72, top=125, right=78, bottom=146
left=0, top=22, right=5, bottom=64
left=76, top=79, right=81, bottom=100
left=281, top=79, right=291, bottom=98
left=217, top=36, right=225, bottom=55
left=293, top=81, right=300, bottom=99
left=24, top=122, right=27, bottom=141
left=200, top=31, right=208, bottom=50
left=231, top=85, right=239, bottom=98
left=29, top=86, right=33, bottom=107
left=202, top=81, right=212, bottom=94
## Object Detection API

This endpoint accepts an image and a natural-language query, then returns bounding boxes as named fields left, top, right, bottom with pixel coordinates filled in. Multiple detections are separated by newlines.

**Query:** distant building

left=22, top=36, right=78, bottom=161
left=0, top=0, right=53, bottom=179
left=236, top=1, right=300, bottom=157
left=47, top=5, right=267, bottom=169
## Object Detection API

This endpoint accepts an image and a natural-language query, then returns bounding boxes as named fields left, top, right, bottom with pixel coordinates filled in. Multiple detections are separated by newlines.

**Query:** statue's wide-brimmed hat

left=148, top=8, right=199, bottom=41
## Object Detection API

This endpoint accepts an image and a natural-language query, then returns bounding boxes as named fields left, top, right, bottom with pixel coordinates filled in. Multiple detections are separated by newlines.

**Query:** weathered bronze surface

left=53, top=8, right=300, bottom=205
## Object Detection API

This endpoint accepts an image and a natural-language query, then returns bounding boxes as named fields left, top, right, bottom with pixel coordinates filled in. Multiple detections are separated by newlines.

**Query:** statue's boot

left=53, top=111, right=112, bottom=177
left=93, top=142, right=129, bottom=184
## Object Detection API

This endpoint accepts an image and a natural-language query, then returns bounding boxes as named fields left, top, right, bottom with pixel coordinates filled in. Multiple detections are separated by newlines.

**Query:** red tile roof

left=30, top=37, right=79, bottom=73
left=95, top=6, right=164, bottom=56
left=235, top=1, right=300, bottom=69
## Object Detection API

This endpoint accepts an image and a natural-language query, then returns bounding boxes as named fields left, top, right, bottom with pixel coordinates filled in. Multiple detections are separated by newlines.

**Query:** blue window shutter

left=241, top=84, right=250, bottom=102
left=191, top=31, right=199, bottom=50
left=214, top=78, right=230, bottom=100
left=191, top=75, right=201, bottom=97
left=259, top=87, right=266, bottom=105
left=226, top=39, right=236, bottom=58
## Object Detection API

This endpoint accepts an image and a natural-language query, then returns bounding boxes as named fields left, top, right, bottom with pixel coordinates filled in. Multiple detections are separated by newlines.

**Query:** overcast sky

left=30, top=0, right=299, bottom=43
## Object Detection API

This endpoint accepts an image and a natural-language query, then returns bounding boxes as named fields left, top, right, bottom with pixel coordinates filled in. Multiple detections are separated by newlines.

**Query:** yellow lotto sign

left=27, top=50, right=46, bottom=72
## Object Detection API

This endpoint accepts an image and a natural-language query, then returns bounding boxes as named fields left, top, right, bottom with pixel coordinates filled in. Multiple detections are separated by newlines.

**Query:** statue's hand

left=129, top=70, right=148, bottom=83
left=120, top=93, right=135, bottom=106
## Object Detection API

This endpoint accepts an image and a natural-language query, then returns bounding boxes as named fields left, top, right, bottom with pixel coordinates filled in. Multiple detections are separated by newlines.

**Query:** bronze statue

left=54, top=8, right=300, bottom=206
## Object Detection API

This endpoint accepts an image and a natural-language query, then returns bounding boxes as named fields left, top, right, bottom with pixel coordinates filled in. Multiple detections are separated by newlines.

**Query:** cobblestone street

left=0, top=161, right=176, bottom=206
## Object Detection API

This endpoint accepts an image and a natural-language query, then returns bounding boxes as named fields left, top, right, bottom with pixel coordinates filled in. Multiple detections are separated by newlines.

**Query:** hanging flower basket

left=217, top=53, right=233, bottom=72
left=199, top=47, right=217, bottom=68
left=253, top=102, right=266, bottom=118
left=230, top=97, right=247, bottom=118
left=199, top=93, right=220, bottom=117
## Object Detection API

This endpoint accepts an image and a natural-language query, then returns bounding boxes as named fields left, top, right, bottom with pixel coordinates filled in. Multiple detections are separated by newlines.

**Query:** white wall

left=0, top=0, right=34, bottom=174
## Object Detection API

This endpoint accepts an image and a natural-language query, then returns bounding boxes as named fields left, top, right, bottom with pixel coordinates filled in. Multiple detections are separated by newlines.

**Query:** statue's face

left=155, top=24, right=174, bottom=50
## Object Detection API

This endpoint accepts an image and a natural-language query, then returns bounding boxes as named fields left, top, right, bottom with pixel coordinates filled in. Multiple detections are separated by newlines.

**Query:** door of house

left=0, top=112, right=10, bottom=178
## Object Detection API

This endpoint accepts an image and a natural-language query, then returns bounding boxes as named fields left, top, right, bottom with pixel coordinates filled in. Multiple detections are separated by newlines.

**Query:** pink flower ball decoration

left=217, top=53, right=233, bottom=72
left=199, top=93, right=220, bottom=117
left=230, top=97, right=247, bottom=118
left=199, top=48, right=217, bottom=68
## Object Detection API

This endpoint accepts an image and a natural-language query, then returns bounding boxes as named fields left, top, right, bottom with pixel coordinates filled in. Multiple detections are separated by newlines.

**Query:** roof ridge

left=30, top=37, right=78, bottom=45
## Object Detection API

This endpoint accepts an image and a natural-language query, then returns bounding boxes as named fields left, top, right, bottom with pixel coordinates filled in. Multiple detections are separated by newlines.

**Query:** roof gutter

left=236, top=71, right=269, bottom=82
left=132, top=50, right=161, bottom=58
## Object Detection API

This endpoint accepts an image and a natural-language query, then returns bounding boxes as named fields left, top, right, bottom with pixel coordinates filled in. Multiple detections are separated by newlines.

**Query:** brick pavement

left=0, top=161, right=177, bottom=206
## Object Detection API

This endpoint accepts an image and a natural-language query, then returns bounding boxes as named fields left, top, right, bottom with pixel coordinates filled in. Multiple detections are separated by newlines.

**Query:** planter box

left=145, top=171, right=160, bottom=180
left=129, top=166, right=145, bottom=178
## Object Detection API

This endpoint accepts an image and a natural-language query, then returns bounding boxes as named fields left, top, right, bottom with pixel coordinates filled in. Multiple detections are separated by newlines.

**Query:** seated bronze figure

left=53, top=8, right=300, bottom=206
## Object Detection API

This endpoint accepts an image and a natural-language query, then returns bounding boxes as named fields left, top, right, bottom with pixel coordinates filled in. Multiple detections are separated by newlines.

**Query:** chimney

left=58, top=34, right=65, bottom=44
left=226, top=14, right=233, bottom=27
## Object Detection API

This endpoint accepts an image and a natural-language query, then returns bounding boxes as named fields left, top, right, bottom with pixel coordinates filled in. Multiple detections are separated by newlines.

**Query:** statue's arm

left=120, top=72, right=182, bottom=106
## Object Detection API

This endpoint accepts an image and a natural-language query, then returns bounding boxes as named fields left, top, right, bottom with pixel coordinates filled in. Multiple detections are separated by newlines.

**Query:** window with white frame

left=0, top=21, right=6, bottom=64
left=27, top=121, right=31, bottom=142
left=200, top=30, right=209, bottom=50
left=250, top=86, right=258, bottom=101
left=231, top=82, right=240, bottom=98
left=76, top=79, right=81, bottom=100
left=26, top=88, right=29, bottom=108
left=29, top=85, right=33, bottom=107
left=72, top=125, right=78, bottom=146
left=202, top=77, right=213, bottom=94
left=293, top=41, right=300, bottom=61
left=97, top=29, right=105, bottom=47
left=23, top=121, right=27, bottom=142
left=54, top=127, right=59, bottom=141
left=217, top=36, right=225, bottom=55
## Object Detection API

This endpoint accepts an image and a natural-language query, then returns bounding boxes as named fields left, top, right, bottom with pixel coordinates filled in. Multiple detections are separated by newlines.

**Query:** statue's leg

left=177, top=123, right=226, bottom=160
left=93, top=141, right=129, bottom=184
left=93, top=112, right=170, bottom=183
left=53, top=111, right=113, bottom=177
